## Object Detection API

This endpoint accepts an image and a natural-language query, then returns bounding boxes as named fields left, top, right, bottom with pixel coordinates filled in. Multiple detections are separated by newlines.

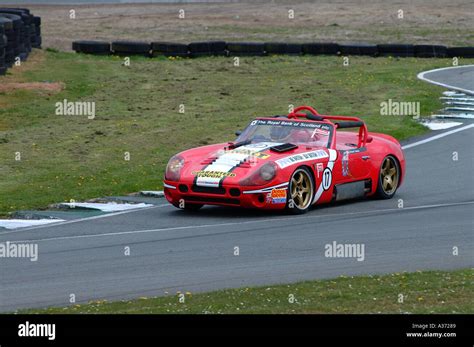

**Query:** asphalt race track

left=418, top=65, right=474, bottom=95
left=1, top=91, right=473, bottom=313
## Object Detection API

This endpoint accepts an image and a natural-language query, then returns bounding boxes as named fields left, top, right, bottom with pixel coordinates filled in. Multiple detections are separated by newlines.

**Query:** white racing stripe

left=195, top=142, right=279, bottom=187
left=8, top=201, right=473, bottom=243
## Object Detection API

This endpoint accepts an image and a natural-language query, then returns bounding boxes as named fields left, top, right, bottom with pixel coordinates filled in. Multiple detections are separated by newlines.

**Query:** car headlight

left=165, top=155, right=184, bottom=181
left=260, top=162, right=277, bottom=181
left=239, top=162, right=278, bottom=186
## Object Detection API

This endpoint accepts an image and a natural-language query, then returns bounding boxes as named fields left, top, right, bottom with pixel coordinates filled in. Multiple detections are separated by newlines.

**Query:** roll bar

left=287, top=105, right=369, bottom=148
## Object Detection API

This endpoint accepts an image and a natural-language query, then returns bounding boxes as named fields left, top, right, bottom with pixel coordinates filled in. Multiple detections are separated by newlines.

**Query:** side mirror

left=235, top=130, right=242, bottom=136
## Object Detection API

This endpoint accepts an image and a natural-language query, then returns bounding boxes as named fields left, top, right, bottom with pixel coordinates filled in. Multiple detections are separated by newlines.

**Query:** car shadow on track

left=163, top=197, right=374, bottom=220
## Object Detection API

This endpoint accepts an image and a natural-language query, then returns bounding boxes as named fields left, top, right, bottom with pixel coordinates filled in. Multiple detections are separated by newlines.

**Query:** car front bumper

left=163, top=180, right=289, bottom=210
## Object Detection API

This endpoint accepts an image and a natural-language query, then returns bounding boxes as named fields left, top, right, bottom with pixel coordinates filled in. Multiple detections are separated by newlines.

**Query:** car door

left=337, top=146, right=371, bottom=182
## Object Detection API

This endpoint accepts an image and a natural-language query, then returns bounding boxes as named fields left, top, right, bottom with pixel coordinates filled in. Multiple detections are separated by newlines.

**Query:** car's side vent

left=270, top=143, right=298, bottom=152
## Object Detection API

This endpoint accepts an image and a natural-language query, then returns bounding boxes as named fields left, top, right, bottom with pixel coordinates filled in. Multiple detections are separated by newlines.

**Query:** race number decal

left=322, top=167, right=332, bottom=191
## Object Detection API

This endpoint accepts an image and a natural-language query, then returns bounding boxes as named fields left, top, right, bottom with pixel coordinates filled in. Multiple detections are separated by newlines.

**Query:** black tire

left=226, top=42, right=265, bottom=56
left=414, top=45, right=447, bottom=58
left=151, top=41, right=188, bottom=57
left=377, top=44, right=415, bottom=57
left=4, top=48, right=14, bottom=66
left=339, top=43, right=378, bottom=56
left=0, top=17, right=13, bottom=31
left=188, top=41, right=226, bottom=57
left=302, top=42, right=339, bottom=55
left=0, top=65, right=7, bottom=76
left=111, top=41, right=151, bottom=56
left=34, top=35, right=41, bottom=48
left=375, top=155, right=401, bottom=199
left=286, top=166, right=314, bottom=215
left=447, top=47, right=474, bottom=58
left=18, top=51, right=28, bottom=61
left=0, top=13, right=22, bottom=30
left=72, top=40, right=111, bottom=55
left=0, top=33, right=6, bottom=48
left=1, top=8, right=30, bottom=14
left=264, top=42, right=302, bottom=55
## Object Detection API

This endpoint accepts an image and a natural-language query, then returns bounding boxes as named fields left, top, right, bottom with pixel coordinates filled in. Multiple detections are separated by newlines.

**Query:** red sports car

left=163, top=106, right=405, bottom=214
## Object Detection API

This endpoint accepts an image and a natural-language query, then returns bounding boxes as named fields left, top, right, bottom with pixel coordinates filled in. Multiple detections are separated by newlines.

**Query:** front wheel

left=287, top=167, right=314, bottom=214
left=375, top=155, right=400, bottom=199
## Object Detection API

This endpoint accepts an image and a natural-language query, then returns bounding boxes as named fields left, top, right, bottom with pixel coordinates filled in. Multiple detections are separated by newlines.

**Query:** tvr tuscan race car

left=163, top=105, right=405, bottom=214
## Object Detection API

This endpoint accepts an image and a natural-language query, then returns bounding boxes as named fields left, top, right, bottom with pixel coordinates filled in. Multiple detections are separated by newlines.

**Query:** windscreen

left=236, top=119, right=333, bottom=147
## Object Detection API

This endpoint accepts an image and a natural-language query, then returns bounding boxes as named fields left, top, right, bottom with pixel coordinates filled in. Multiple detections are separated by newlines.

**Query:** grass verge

left=1, top=50, right=472, bottom=215
left=21, top=268, right=473, bottom=314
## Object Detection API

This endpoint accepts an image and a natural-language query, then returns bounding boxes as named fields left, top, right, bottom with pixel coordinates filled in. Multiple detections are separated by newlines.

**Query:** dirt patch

left=21, top=0, right=474, bottom=52
left=0, top=82, right=64, bottom=93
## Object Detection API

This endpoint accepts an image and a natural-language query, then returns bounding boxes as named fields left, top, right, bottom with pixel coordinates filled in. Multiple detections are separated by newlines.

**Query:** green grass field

left=1, top=50, right=472, bottom=215
left=21, top=268, right=473, bottom=314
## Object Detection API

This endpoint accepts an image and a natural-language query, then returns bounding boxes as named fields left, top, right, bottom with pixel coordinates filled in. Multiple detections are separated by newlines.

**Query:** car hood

left=177, top=141, right=330, bottom=187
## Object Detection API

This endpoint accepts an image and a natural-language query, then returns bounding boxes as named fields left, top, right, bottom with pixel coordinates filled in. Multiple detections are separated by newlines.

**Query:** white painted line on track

left=8, top=201, right=474, bottom=243
left=402, top=123, right=474, bottom=150
left=417, top=65, right=474, bottom=96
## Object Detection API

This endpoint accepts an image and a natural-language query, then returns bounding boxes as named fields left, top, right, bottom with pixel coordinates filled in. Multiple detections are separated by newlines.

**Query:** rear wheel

left=287, top=167, right=314, bottom=214
left=376, top=155, right=400, bottom=199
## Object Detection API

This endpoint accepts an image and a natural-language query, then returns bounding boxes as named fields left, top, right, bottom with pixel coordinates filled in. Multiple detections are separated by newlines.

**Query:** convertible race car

left=163, top=106, right=405, bottom=214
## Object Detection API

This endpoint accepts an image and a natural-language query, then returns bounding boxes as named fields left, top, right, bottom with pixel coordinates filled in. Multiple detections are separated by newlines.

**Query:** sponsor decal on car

left=228, top=148, right=270, bottom=159
left=342, top=150, right=351, bottom=177
left=275, top=150, right=329, bottom=169
left=316, top=163, right=324, bottom=178
left=268, top=188, right=287, bottom=204
left=311, top=128, right=330, bottom=138
left=195, top=142, right=278, bottom=187
left=192, top=171, right=236, bottom=178
left=251, top=119, right=331, bottom=131
left=312, top=149, right=337, bottom=204
left=322, top=167, right=332, bottom=190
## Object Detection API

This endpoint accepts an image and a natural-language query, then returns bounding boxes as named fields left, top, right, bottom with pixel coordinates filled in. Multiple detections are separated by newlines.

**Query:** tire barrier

left=72, top=40, right=474, bottom=61
left=226, top=42, right=265, bottom=56
left=0, top=7, right=42, bottom=76
left=265, top=42, right=302, bottom=55
left=0, top=24, right=6, bottom=75
left=414, top=45, right=447, bottom=58
left=188, top=41, right=226, bottom=57
left=302, top=43, right=339, bottom=55
left=447, top=47, right=474, bottom=58
left=377, top=44, right=414, bottom=57
left=339, top=43, right=378, bottom=56
left=151, top=42, right=188, bottom=57
left=72, top=40, right=110, bottom=55
left=111, top=41, right=151, bottom=57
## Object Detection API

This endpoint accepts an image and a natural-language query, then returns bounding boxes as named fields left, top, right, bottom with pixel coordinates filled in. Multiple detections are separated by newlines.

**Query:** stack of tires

left=0, top=19, right=7, bottom=75
left=0, top=7, right=42, bottom=76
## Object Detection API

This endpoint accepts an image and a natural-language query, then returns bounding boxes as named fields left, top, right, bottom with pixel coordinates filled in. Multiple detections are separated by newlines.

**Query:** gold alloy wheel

left=380, top=156, right=399, bottom=195
left=290, top=169, right=312, bottom=210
